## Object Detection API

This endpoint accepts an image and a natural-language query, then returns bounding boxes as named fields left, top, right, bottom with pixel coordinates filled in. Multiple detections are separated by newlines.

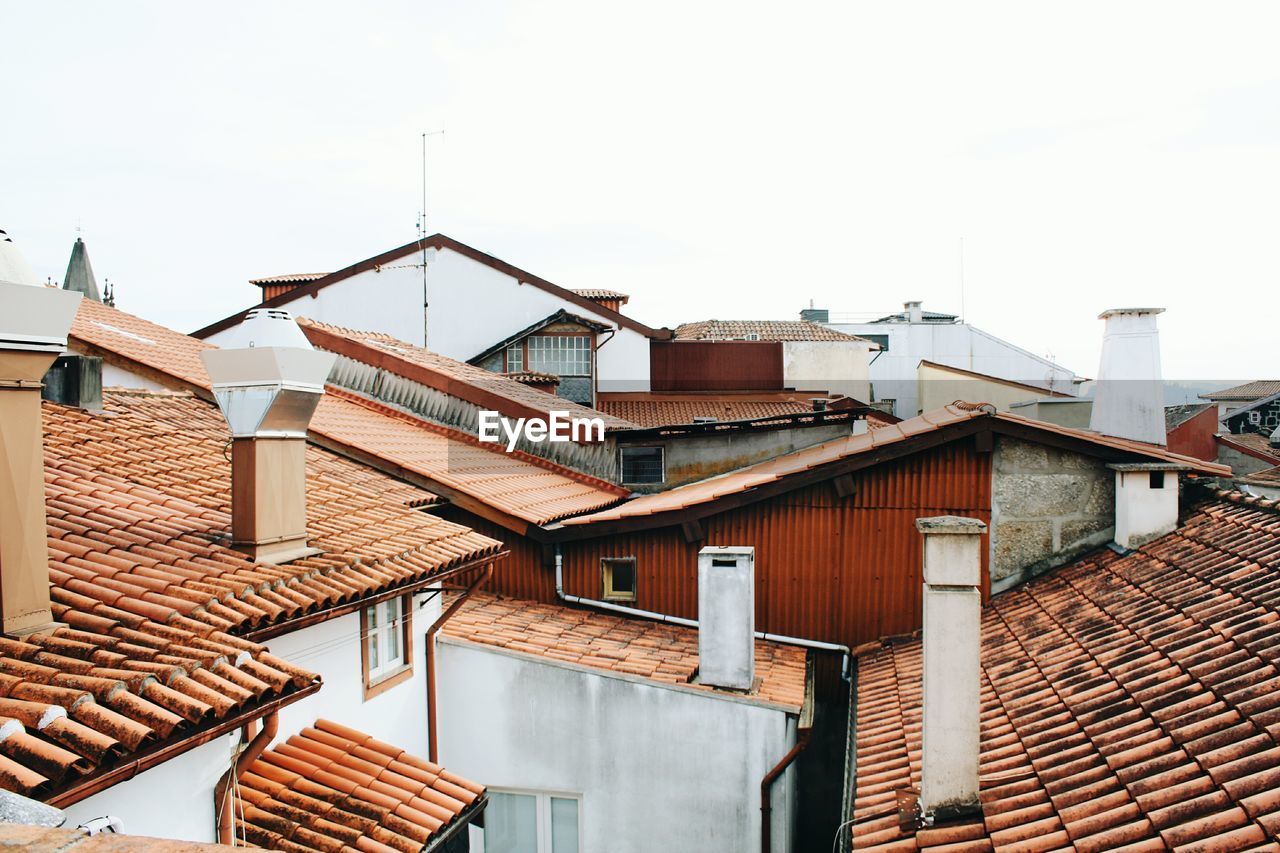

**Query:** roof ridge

left=1205, top=487, right=1280, bottom=514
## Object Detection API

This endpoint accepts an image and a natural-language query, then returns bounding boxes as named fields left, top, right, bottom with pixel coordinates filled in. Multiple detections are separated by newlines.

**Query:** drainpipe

left=761, top=728, right=811, bottom=853
left=553, top=546, right=852, bottom=679
left=426, top=562, right=493, bottom=763
left=215, top=711, right=278, bottom=845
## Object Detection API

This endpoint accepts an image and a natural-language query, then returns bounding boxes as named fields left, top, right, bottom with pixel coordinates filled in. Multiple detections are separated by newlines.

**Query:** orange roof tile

left=1219, top=432, right=1280, bottom=465
left=561, top=404, right=1230, bottom=527
left=1241, top=465, right=1280, bottom=487
left=298, top=317, right=635, bottom=431
left=236, top=719, right=483, bottom=851
left=598, top=396, right=812, bottom=427
left=674, top=319, right=870, bottom=342
left=68, top=300, right=627, bottom=528
left=1201, top=380, right=1280, bottom=402
left=312, top=392, right=627, bottom=526
left=849, top=493, right=1280, bottom=851
left=443, top=592, right=807, bottom=711
left=0, top=388, right=502, bottom=804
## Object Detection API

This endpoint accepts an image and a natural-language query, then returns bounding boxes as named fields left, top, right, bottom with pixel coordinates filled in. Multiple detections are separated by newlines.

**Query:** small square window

left=602, top=557, right=637, bottom=601
left=1248, top=411, right=1262, bottom=425
left=1149, top=471, right=1165, bottom=489
left=620, top=446, right=664, bottom=484
left=505, top=342, right=524, bottom=373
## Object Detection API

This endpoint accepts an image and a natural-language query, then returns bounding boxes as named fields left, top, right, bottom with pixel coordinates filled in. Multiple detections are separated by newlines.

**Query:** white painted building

left=195, top=236, right=667, bottom=399
left=819, top=301, right=1082, bottom=418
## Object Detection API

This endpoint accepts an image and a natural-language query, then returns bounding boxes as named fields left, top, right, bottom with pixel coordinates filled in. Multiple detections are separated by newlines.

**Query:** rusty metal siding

left=434, top=508, right=554, bottom=602
left=650, top=341, right=783, bottom=392
left=560, top=442, right=992, bottom=649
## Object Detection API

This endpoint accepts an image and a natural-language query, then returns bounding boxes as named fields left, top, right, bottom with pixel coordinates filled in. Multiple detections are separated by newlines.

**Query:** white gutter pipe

left=553, top=545, right=851, bottom=680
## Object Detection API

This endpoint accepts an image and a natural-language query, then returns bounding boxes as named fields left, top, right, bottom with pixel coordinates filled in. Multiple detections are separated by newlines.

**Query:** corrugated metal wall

left=558, top=442, right=992, bottom=650
left=650, top=341, right=783, bottom=391
left=435, top=508, right=554, bottom=602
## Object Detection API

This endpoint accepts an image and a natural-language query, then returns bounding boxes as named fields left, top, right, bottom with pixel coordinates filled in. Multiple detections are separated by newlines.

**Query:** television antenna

left=417, top=127, right=444, bottom=346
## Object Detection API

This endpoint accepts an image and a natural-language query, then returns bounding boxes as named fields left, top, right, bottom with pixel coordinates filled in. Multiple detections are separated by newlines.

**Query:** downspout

left=215, top=711, right=279, bottom=845
left=761, top=657, right=815, bottom=853
left=426, top=562, right=494, bottom=763
left=553, top=545, right=852, bottom=680
left=593, top=327, right=616, bottom=408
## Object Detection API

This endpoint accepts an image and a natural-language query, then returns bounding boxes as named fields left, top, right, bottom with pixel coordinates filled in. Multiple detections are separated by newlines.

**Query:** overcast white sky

left=3, top=2, right=1276, bottom=381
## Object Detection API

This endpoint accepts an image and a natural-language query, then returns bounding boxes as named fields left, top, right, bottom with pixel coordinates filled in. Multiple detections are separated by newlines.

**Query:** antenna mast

left=418, top=127, right=444, bottom=347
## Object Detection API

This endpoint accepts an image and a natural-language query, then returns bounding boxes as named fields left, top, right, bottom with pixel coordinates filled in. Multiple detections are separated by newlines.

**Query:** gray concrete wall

left=990, top=436, right=1115, bottom=592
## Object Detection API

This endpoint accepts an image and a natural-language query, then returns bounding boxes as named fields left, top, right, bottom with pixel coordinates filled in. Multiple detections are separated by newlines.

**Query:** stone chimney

left=1108, top=463, right=1184, bottom=549
left=916, top=515, right=986, bottom=821
left=200, top=309, right=334, bottom=564
left=1089, top=308, right=1166, bottom=445
left=0, top=230, right=83, bottom=635
left=905, top=301, right=924, bottom=323
left=697, top=546, right=755, bottom=690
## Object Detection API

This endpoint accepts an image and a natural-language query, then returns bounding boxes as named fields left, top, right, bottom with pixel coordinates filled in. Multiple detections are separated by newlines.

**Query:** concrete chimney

left=905, top=301, right=924, bottom=324
left=0, top=230, right=83, bottom=636
left=916, top=515, right=986, bottom=821
left=697, top=546, right=755, bottom=691
left=200, top=310, right=334, bottom=564
left=1108, top=463, right=1184, bottom=549
left=1089, top=308, right=1166, bottom=445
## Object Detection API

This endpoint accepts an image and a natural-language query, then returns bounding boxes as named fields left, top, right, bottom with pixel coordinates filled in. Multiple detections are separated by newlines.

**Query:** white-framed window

left=485, top=789, right=581, bottom=853
left=505, top=342, right=524, bottom=373
left=361, top=595, right=412, bottom=698
left=527, top=335, right=591, bottom=376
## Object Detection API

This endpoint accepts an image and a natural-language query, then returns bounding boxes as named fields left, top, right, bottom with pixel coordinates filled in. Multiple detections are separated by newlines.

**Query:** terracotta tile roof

left=312, top=392, right=628, bottom=526
left=1202, top=380, right=1280, bottom=402
left=571, top=288, right=629, bottom=301
left=502, top=370, right=560, bottom=385
left=297, top=317, right=635, bottom=430
left=598, top=396, right=812, bottom=428
left=248, top=273, right=328, bottom=286
left=67, top=300, right=627, bottom=528
left=562, top=404, right=1230, bottom=527
left=0, top=391, right=502, bottom=803
left=236, top=719, right=484, bottom=852
left=849, top=494, right=1280, bottom=852
left=1240, top=465, right=1280, bottom=487
left=673, top=319, right=870, bottom=342
left=1218, top=432, right=1280, bottom=465
left=442, top=592, right=807, bottom=711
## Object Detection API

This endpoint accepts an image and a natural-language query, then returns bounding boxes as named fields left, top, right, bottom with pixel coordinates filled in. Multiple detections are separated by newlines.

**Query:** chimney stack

left=1089, top=308, right=1166, bottom=445
left=697, top=546, right=755, bottom=691
left=1108, top=463, right=1184, bottom=550
left=0, top=230, right=83, bottom=636
left=916, top=515, right=986, bottom=821
left=905, top=301, right=924, bottom=323
left=200, top=310, right=334, bottom=564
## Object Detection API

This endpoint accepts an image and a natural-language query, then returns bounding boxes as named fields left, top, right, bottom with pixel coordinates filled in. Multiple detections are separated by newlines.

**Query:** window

left=602, top=557, right=637, bottom=602
left=528, top=335, right=591, bottom=376
left=361, top=595, right=413, bottom=699
left=620, top=446, right=664, bottom=484
left=1149, top=471, right=1165, bottom=489
left=486, top=790, right=580, bottom=853
left=861, top=333, right=890, bottom=352
left=1249, top=410, right=1262, bottom=425
left=505, top=342, right=524, bottom=373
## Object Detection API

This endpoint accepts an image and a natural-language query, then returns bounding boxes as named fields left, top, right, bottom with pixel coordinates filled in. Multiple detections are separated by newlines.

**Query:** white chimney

left=0, top=230, right=82, bottom=635
left=1108, top=463, right=1184, bottom=550
left=697, top=546, right=755, bottom=691
left=200, top=310, right=335, bottom=564
left=905, top=300, right=924, bottom=324
left=1089, top=308, right=1166, bottom=445
left=916, top=515, right=986, bottom=821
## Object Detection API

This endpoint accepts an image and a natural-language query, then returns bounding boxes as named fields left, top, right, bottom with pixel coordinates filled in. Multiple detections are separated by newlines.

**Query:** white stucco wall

left=98, top=360, right=174, bottom=392
left=1114, top=470, right=1179, bottom=549
left=781, top=340, right=871, bottom=400
left=61, top=734, right=233, bottom=842
left=265, top=589, right=442, bottom=751
left=437, top=639, right=797, bottom=853
left=828, top=321, right=1077, bottom=417
left=206, top=247, right=653, bottom=390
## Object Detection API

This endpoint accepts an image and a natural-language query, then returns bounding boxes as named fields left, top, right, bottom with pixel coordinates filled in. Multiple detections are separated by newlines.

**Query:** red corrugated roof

left=850, top=492, right=1280, bottom=851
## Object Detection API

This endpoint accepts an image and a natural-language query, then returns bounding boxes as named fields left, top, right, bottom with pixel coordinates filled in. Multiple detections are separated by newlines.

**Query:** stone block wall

left=990, top=436, right=1115, bottom=592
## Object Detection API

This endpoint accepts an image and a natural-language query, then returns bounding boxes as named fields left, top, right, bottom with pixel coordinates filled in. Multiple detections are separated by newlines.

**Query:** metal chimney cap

left=224, top=308, right=314, bottom=350
left=1097, top=307, right=1165, bottom=319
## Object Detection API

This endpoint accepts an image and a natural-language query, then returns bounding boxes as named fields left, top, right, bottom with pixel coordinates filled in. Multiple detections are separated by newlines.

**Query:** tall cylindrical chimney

left=1089, top=308, right=1166, bottom=445
left=916, top=515, right=986, bottom=821
left=0, top=230, right=83, bottom=635
left=200, top=310, right=335, bottom=564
